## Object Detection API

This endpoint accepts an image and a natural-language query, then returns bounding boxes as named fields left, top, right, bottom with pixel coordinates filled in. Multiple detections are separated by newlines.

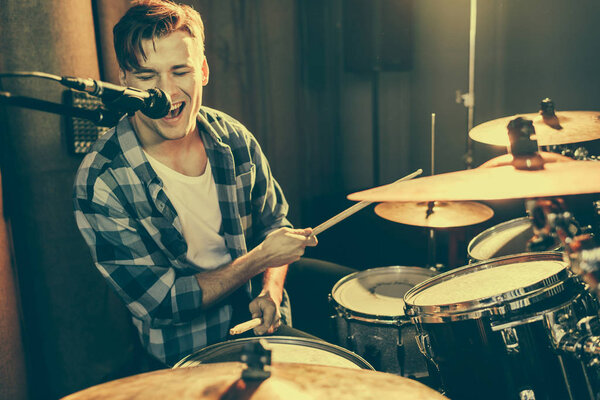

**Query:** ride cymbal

left=470, top=111, right=600, bottom=146
left=348, top=161, right=600, bottom=202
left=374, top=201, right=493, bottom=228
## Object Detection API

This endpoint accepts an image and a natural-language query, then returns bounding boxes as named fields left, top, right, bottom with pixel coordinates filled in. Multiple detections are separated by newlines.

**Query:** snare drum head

left=468, top=217, right=560, bottom=261
left=175, top=336, right=373, bottom=370
left=331, top=266, right=438, bottom=317
left=405, top=252, right=569, bottom=318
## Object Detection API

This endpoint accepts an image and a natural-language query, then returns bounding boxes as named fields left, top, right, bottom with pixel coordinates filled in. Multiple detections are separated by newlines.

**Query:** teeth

left=170, top=102, right=183, bottom=111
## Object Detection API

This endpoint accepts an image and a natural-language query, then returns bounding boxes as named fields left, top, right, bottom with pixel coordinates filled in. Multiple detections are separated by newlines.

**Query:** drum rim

left=173, top=336, right=375, bottom=370
left=404, top=251, right=571, bottom=322
left=330, top=266, right=438, bottom=322
left=467, top=216, right=561, bottom=261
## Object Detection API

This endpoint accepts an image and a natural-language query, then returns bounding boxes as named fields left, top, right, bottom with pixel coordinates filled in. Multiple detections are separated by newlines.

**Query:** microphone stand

left=0, top=91, right=122, bottom=127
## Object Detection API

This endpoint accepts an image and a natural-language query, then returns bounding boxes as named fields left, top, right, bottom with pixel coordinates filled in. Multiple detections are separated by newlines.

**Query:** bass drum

left=468, top=216, right=561, bottom=262
left=174, top=336, right=373, bottom=371
left=330, top=266, right=438, bottom=377
left=404, top=252, right=598, bottom=400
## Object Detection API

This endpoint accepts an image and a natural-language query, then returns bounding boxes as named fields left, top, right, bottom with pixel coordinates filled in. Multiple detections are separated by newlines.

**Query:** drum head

left=468, top=217, right=561, bottom=261
left=174, top=336, right=373, bottom=370
left=331, top=266, right=438, bottom=319
left=404, top=252, right=570, bottom=322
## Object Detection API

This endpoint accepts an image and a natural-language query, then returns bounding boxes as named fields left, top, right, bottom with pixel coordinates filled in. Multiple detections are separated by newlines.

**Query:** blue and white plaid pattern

left=73, top=107, right=291, bottom=365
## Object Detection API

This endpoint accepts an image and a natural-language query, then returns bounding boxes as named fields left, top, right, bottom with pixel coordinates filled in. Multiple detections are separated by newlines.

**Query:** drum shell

left=405, top=253, right=598, bottom=400
left=330, top=266, right=437, bottom=377
left=415, top=292, right=596, bottom=400
left=174, top=336, right=373, bottom=371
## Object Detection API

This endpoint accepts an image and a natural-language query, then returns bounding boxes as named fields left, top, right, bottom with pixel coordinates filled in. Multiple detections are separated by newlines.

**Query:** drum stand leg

left=397, top=339, right=406, bottom=377
left=427, top=228, right=437, bottom=269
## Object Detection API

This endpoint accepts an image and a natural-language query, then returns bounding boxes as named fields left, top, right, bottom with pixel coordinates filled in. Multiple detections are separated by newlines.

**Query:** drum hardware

left=520, top=389, right=536, bottom=400
left=415, top=332, right=438, bottom=370
left=499, top=326, right=521, bottom=354
left=240, top=340, right=272, bottom=380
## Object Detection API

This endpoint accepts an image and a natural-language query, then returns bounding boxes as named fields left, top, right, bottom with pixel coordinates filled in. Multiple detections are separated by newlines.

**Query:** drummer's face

left=120, top=31, right=209, bottom=146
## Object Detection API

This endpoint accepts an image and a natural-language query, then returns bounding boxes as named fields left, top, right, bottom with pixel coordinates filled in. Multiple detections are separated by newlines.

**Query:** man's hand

left=249, top=291, right=281, bottom=335
left=252, top=228, right=318, bottom=271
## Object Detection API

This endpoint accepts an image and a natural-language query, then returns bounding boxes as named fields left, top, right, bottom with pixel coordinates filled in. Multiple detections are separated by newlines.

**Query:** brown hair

left=113, top=0, right=205, bottom=71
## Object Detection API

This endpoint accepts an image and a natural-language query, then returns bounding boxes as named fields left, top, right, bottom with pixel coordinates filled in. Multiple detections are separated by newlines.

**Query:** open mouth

left=166, top=101, right=185, bottom=119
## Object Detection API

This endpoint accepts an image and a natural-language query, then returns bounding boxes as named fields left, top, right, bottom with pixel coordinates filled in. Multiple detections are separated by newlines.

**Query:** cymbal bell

left=62, top=362, right=448, bottom=400
left=374, top=201, right=494, bottom=228
left=348, top=161, right=600, bottom=202
left=478, top=151, right=572, bottom=168
left=470, top=111, right=600, bottom=146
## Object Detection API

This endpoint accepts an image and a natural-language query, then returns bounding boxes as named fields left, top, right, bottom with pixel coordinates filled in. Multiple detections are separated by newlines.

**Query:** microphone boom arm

left=0, top=90, right=122, bottom=127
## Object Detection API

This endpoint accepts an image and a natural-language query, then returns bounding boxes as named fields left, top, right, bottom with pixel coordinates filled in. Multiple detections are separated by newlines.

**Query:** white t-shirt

left=144, top=151, right=232, bottom=270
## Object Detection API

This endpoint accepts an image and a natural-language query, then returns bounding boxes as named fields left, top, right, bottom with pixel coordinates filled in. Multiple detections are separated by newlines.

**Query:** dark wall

left=0, top=1, right=138, bottom=398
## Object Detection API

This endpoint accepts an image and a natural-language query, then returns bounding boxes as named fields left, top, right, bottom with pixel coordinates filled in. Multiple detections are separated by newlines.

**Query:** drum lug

left=519, top=389, right=536, bottom=400
left=500, top=327, right=520, bottom=354
left=416, top=333, right=438, bottom=369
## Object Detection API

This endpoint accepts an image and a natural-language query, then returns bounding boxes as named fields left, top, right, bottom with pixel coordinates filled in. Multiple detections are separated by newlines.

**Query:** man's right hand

left=252, top=227, right=318, bottom=271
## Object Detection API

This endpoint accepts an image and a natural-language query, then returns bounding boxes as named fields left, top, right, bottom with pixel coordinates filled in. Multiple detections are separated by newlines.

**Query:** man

left=73, top=0, right=317, bottom=367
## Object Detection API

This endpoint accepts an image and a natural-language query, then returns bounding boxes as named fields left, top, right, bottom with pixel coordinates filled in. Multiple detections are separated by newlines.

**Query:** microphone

left=60, top=76, right=171, bottom=119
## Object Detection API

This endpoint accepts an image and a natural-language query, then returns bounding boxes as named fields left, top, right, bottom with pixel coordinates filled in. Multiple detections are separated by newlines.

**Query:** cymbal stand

left=427, top=113, right=437, bottom=269
left=455, top=0, right=477, bottom=169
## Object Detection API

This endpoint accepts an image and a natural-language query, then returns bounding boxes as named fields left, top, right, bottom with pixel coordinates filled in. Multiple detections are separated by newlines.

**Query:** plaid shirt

left=73, top=107, right=291, bottom=366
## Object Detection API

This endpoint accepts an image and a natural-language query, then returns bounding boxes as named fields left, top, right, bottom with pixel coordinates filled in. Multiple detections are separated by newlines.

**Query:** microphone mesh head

left=143, top=88, right=172, bottom=119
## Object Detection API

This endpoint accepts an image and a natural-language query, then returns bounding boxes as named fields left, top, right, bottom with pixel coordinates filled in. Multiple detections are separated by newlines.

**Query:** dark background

left=1, top=0, right=599, bottom=398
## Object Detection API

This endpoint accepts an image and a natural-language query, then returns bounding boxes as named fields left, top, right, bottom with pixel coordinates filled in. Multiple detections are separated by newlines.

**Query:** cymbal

left=470, top=111, right=600, bottom=146
left=478, top=151, right=572, bottom=168
left=374, top=201, right=494, bottom=228
left=62, top=362, right=448, bottom=400
left=348, top=161, right=600, bottom=202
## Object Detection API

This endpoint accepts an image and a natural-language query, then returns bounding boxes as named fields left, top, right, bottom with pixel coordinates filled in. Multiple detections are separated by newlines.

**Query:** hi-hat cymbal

left=470, top=111, right=600, bottom=146
left=374, top=201, right=494, bottom=228
left=348, top=161, right=600, bottom=202
left=62, top=362, right=448, bottom=400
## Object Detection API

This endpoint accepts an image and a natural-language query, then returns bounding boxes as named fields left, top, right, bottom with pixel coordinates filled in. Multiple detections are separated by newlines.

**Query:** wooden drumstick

left=311, top=169, right=423, bottom=236
left=229, top=317, right=262, bottom=335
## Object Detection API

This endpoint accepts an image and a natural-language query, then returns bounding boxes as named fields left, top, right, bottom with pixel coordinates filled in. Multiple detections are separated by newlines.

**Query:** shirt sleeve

left=74, top=195, right=205, bottom=328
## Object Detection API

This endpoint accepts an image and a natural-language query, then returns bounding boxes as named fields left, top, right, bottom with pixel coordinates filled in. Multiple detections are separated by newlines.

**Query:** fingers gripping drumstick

left=229, top=318, right=262, bottom=335
left=311, top=169, right=423, bottom=236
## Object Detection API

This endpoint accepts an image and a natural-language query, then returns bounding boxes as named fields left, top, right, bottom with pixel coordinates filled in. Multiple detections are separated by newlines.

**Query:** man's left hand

left=249, top=291, right=281, bottom=335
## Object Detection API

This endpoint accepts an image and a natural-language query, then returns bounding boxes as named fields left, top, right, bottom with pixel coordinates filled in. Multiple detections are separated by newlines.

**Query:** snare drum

left=404, top=252, right=598, bottom=400
left=174, top=336, right=373, bottom=370
left=468, top=216, right=561, bottom=262
left=330, top=266, right=438, bottom=377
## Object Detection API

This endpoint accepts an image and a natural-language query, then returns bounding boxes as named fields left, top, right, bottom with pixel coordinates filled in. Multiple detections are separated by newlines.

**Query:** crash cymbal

left=62, top=362, right=448, bottom=400
left=478, top=151, right=572, bottom=168
left=348, top=161, right=600, bottom=202
left=470, top=111, right=600, bottom=146
left=374, top=201, right=493, bottom=228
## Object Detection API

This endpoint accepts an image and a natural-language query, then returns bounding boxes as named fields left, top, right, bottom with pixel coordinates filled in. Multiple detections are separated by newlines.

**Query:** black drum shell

left=417, top=291, right=596, bottom=400
left=405, top=252, right=598, bottom=400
